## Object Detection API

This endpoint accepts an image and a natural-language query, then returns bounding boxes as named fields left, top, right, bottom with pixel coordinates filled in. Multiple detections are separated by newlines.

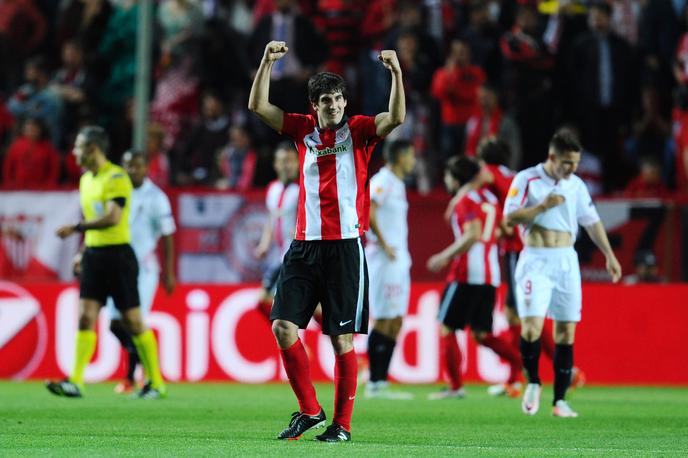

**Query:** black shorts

left=80, top=244, right=140, bottom=311
left=437, top=282, right=496, bottom=332
left=503, top=251, right=519, bottom=310
left=270, top=239, right=369, bottom=336
left=261, top=263, right=282, bottom=294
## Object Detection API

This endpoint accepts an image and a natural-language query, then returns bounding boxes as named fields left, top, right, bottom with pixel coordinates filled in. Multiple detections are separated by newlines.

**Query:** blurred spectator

left=172, top=91, right=230, bottom=186
left=464, top=83, right=522, bottom=169
left=639, top=0, right=681, bottom=86
left=625, top=84, right=674, bottom=185
left=461, top=0, right=502, bottom=82
left=50, top=39, right=94, bottom=149
left=7, top=56, right=63, bottom=146
left=567, top=0, right=635, bottom=186
left=623, top=249, right=667, bottom=284
left=623, top=156, right=671, bottom=198
left=360, top=0, right=397, bottom=48
left=146, top=123, right=171, bottom=189
left=158, top=0, right=204, bottom=68
left=383, top=1, right=442, bottom=71
left=216, top=124, right=257, bottom=191
left=0, top=0, right=47, bottom=86
left=672, top=85, right=688, bottom=192
left=2, top=117, right=60, bottom=188
left=611, top=0, right=641, bottom=46
left=501, top=3, right=556, bottom=166
left=0, top=100, right=14, bottom=148
left=98, top=0, right=139, bottom=126
left=250, top=0, right=328, bottom=114
left=315, top=0, right=364, bottom=77
left=431, top=38, right=485, bottom=161
left=198, top=18, right=251, bottom=99
left=56, top=0, right=112, bottom=66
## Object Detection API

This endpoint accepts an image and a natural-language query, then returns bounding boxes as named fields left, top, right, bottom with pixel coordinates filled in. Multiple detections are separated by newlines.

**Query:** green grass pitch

left=1, top=382, right=687, bottom=457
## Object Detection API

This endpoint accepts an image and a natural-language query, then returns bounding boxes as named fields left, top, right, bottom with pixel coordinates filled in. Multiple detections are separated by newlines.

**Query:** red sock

left=280, top=340, right=320, bottom=416
left=441, top=333, right=463, bottom=390
left=333, top=349, right=357, bottom=431
left=482, top=333, right=523, bottom=384
left=508, top=324, right=521, bottom=350
left=257, top=298, right=272, bottom=321
left=541, top=320, right=555, bottom=360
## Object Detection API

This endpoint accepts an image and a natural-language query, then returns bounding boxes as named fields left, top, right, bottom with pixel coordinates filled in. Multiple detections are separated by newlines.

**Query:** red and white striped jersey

left=448, top=188, right=501, bottom=287
left=265, top=179, right=299, bottom=259
left=281, top=112, right=381, bottom=240
left=484, top=163, right=523, bottom=253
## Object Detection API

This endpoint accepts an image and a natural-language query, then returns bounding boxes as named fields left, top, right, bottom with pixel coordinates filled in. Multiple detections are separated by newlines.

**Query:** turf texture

left=1, top=382, right=686, bottom=457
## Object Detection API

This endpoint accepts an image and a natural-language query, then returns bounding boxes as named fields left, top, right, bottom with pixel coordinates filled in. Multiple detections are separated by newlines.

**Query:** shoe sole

left=278, top=420, right=326, bottom=440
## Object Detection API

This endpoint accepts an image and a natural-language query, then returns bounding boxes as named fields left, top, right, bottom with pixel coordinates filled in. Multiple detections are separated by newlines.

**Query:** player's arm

left=584, top=221, right=622, bottom=283
left=247, top=41, right=287, bottom=132
left=254, top=215, right=273, bottom=259
left=503, top=173, right=564, bottom=227
left=369, top=201, right=396, bottom=260
left=161, top=234, right=176, bottom=294
left=56, top=199, right=125, bottom=238
left=375, top=50, right=405, bottom=138
left=427, top=219, right=481, bottom=272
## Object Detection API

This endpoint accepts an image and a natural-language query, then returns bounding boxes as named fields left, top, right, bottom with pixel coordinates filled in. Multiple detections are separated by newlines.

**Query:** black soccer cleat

left=315, top=423, right=351, bottom=442
left=45, top=379, right=83, bottom=398
left=277, top=409, right=326, bottom=440
left=134, top=382, right=167, bottom=400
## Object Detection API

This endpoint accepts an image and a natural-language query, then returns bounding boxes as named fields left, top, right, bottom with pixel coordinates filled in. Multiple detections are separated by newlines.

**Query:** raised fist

left=378, top=50, right=401, bottom=73
left=263, top=41, right=288, bottom=62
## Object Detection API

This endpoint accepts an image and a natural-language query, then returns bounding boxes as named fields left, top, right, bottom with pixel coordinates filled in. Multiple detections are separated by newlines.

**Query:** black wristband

left=74, top=223, right=85, bottom=232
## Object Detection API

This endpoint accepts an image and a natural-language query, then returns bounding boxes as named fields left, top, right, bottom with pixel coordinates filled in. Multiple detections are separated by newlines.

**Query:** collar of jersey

left=537, top=163, right=560, bottom=185
left=93, top=160, right=112, bottom=177
left=315, top=115, right=348, bottom=133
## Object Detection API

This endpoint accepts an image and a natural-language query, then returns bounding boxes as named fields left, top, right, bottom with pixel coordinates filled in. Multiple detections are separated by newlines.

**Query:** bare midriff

left=525, top=224, right=573, bottom=248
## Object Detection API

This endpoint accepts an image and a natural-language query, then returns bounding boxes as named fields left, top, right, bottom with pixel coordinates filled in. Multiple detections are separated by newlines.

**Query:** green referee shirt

left=79, top=161, right=132, bottom=247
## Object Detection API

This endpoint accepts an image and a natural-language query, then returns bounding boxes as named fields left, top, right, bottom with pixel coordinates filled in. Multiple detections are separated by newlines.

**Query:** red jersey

left=281, top=112, right=381, bottom=241
left=484, top=163, right=523, bottom=253
left=448, top=188, right=501, bottom=287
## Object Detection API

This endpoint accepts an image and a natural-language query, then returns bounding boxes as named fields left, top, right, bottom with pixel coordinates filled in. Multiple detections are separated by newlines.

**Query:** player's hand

left=254, top=243, right=269, bottom=260
left=382, top=243, right=397, bottom=261
left=542, top=193, right=565, bottom=210
left=263, top=41, right=288, bottom=62
left=606, top=255, right=622, bottom=283
left=378, top=50, right=401, bottom=73
left=164, top=272, right=176, bottom=295
left=427, top=253, right=449, bottom=273
left=56, top=225, right=77, bottom=239
left=72, top=253, right=82, bottom=278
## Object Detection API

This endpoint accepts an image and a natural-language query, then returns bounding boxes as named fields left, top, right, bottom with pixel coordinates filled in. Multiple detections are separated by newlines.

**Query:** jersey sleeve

left=575, top=180, right=601, bottom=227
left=154, top=191, right=176, bottom=236
left=103, top=172, right=131, bottom=202
left=349, top=115, right=382, bottom=143
left=455, top=197, right=480, bottom=226
left=370, top=172, right=390, bottom=206
left=280, top=112, right=314, bottom=140
left=503, top=171, right=529, bottom=216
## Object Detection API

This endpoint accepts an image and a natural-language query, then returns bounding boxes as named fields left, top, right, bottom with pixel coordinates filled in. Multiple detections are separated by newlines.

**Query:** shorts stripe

left=354, top=238, right=365, bottom=332
left=438, top=282, right=458, bottom=322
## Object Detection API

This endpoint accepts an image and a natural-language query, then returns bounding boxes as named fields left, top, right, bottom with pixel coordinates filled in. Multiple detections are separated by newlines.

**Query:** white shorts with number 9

left=514, top=246, right=582, bottom=322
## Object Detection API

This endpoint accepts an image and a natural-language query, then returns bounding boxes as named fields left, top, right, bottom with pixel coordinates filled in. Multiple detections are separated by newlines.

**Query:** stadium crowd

left=1, top=0, right=688, bottom=196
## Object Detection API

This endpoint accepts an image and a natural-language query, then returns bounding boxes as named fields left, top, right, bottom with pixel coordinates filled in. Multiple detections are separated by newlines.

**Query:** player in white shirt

left=108, top=151, right=176, bottom=394
left=364, top=140, right=415, bottom=400
left=254, top=143, right=300, bottom=319
left=504, top=131, right=621, bottom=418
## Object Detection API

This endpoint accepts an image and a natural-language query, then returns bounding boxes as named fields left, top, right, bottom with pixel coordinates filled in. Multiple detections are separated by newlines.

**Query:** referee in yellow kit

left=47, top=126, right=167, bottom=399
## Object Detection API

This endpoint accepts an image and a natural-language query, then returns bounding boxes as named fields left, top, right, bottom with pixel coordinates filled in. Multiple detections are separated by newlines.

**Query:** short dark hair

left=78, top=125, right=110, bottom=154
left=477, top=137, right=510, bottom=166
left=23, top=116, right=48, bottom=141
left=549, top=130, right=581, bottom=156
left=446, top=156, right=480, bottom=185
left=122, top=149, right=148, bottom=164
left=383, top=139, right=413, bottom=164
left=589, top=0, right=612, bottom=17
left=274, top=141, right=297, bottom=155
left=308, top=72, right=347, bottom=104
left=25, top=55, right=49, bottom=75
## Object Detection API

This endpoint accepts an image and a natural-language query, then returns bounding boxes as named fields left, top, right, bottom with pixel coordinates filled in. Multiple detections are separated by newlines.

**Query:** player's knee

left=331, top=334, right=353, bottom=355
left=272, top=320, right=297, bottom=344
left=122, top=314, right=144, bottom=335
left=521, top=324, right=541, bottom=342
left=472, top=330, right=487, bottom=343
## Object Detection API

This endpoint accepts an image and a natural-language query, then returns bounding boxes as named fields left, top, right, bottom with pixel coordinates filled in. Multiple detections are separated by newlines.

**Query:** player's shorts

left=261, top=263, right=282, bottom=295
left=80, top=244, right=140, bottom=311
left=503, top=251, right=519, bottom=311
left=514, top=246, right=582, bottom=322
left=437, top=282, right=496, bottom=332
left=108, top=267, right=158, bottom=320
left=366, top=250, right=411, bottom=320
left=271, top=238, right=369, bottom=336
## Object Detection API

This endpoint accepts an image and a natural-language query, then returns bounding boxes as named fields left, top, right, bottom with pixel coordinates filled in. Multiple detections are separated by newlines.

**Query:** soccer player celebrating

left=427, top=157, right=522, bottom=400
left=365, top=139, right=416, bottom=400
left=108, top=150, right=176, bottom=395
left=254, top=143, right=300, bottom=320
left=47, top=127, right=166, bottom=399
left=248, top=41, right=405, bottom=442
left=504, top=130, right=621, bottom=417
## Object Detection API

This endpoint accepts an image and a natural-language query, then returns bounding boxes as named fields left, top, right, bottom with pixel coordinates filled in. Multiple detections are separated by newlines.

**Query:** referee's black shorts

left=270, top=238, right=369, bottom=336
left=80, top=244, right=140, bottom=311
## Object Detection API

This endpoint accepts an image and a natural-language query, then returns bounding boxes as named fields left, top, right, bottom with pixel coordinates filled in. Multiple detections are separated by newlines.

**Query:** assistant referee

left=46, top=126, right=166, bottom=399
